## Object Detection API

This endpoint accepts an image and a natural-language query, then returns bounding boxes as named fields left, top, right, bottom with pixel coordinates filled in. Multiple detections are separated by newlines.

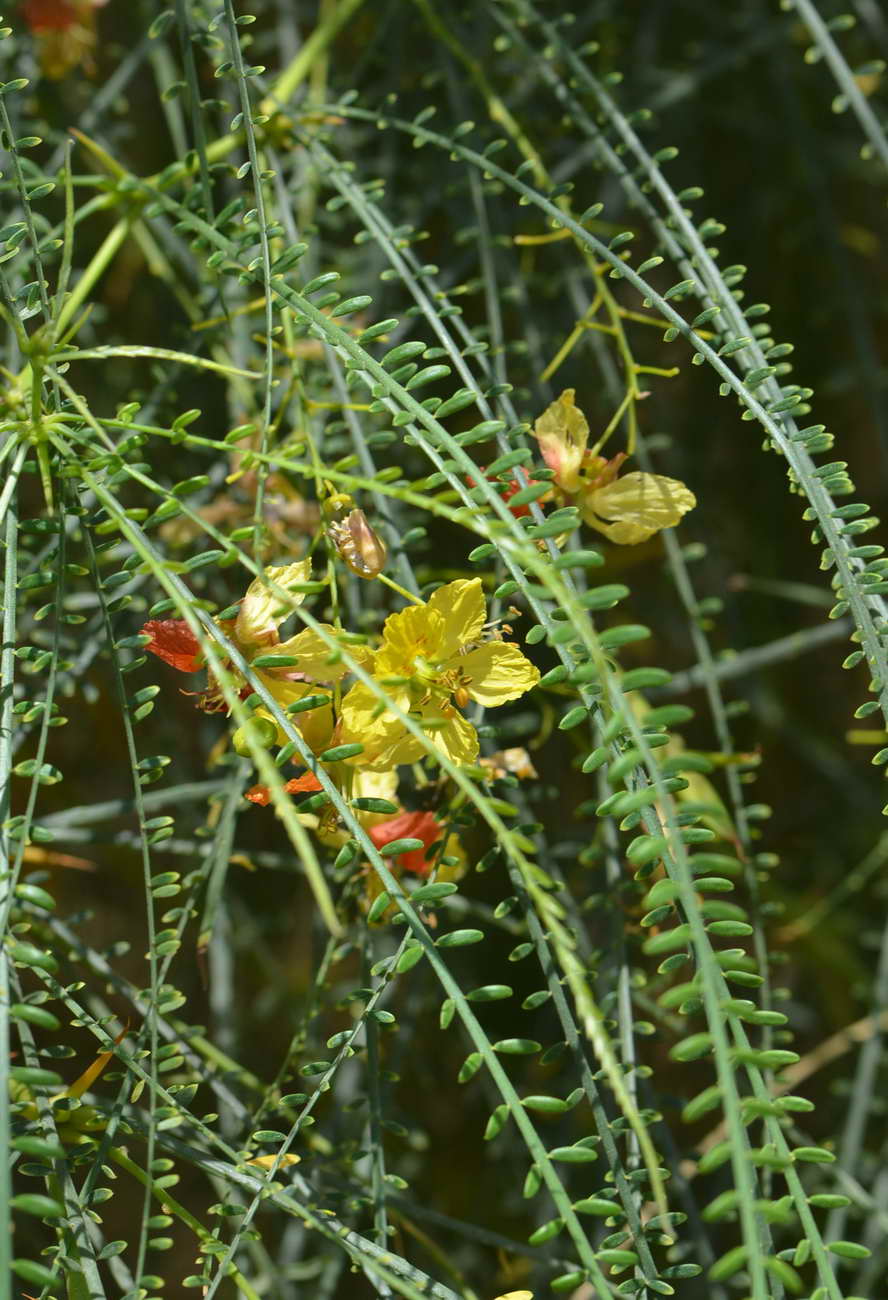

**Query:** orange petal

left=245, top=772, right=323, bottom=806
left=66, top=1022, right=128, bottom=1099
left=142, top=619, right=203, bottom=672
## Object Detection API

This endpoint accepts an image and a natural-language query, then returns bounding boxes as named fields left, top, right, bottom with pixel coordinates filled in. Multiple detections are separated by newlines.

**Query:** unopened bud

left=323, top=491, right=356, bottom=521
left=232, top=715, right=278, bottom=757
left=328, top=508, right=387, bottom=579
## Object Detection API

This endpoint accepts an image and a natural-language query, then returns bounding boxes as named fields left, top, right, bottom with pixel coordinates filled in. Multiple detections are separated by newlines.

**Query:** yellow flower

left=532, top=389, right=696, bottom=544
left=338, top=579, right=539, bottom=770
left=270, top=626, right=373, bottom=685
left=583, top=469, right=696, bottom=545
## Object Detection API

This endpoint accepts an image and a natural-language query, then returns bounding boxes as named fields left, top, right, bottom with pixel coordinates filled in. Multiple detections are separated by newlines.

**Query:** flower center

left=442, top=666, right=472, bottom=711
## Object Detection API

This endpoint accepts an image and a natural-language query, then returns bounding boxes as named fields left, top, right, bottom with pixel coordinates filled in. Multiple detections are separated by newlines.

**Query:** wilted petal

left=24, top=1, right=77, bottom=31
left=428, top=578, right=486, bottom=658
left=533, top=388, right=589, bottom=492
left=470, top=469, right=542, bottom=518
left=329, top=508, right=387, bottom=578
left=245, top=772, right=323, bottom=806
left=461, top=642, right=540, bottom=706
left=586, top=471, right=696, bottom=545
left=142, top=619, right=203, bottom=673
left=500, top=474, right=542, bottom=517
left=236, top=559, right=312, bottom=649
left=481, top=747, right=539, bottom=781
left=25, top=0, right=106, bottom=80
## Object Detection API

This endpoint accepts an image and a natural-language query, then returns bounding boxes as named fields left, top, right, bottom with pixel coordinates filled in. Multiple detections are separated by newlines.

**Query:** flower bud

left=328, top=508, right=387, bottom=579
left=232, top=715, right=278, bottom=757
left=323, top=492, right=356, bottom=521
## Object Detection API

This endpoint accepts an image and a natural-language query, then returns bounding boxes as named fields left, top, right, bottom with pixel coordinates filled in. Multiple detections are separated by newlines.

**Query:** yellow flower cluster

left=242, top=573, right=539, bottom=773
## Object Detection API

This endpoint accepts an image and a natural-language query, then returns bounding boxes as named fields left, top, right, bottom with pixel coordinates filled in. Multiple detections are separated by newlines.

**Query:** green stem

left=153, top=0, right=368, bottom=187
left=28, top=357, right=55, bottom=515
left=377, top=572, right=424, bottom=606
left=589, top=387, right=634, bottom=459
left=54, top=216, right=132, bottom=340
left=0, top=493, right=18, bottom=1296
left=110, top=1149, right=262, bottom=1300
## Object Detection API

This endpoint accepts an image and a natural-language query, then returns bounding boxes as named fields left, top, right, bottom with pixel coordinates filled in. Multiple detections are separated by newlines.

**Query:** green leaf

left=12, top=1260, right=58, bottom=1287
left=826, top=1241, right=870, bottom=1260
left=436, top=929, right=484, bottom=947
left=378, top=836, right=425, bottom=856
left=10, top=1194, right=65, bottom=1218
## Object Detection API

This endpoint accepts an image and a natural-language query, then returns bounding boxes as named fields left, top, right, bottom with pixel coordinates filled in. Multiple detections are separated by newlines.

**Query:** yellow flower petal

left=493, top=1292, right=533, bottom=1300
left=265, top=559, right=313, bottom=592
left=533, top=388, right=589, bottom=492
left=420, top=704, right=479, bottom=767
left=376, top=603, right=447, bottom=674
left=339, top=681, right=406, bottom=735
left=351, top=768, right=400, bottom=827
left=428, top=578, right=486, bottom=658
left=461, top=642, right=541, bottom=707
left=276, top=625, right=372, bottom=683
left=247, top=1153, right=301, bottom=1170
left=257, top=681, right=334, bottom=754
left=586, top=471, right=696, bottom=544
left=236, top=559, right=312, bottom=648
left=339, top=682, right=424, bottom=769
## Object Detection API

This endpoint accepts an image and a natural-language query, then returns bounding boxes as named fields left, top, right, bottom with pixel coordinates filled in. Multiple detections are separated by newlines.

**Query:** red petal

left=500, top=474, right=539, bottom=519
left=23, top=0, right=78, bottom=30
left=142, top=620, right=203, bottom=673
left=245, top=784, right=271, bottom=806
left=369, top=810, right=443, bottom=876
left=467, top=469, right=539, bottom=519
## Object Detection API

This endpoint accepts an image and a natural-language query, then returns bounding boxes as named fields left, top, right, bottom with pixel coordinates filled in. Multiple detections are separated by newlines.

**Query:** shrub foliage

left=3, top=2, right=888, bottom=1298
